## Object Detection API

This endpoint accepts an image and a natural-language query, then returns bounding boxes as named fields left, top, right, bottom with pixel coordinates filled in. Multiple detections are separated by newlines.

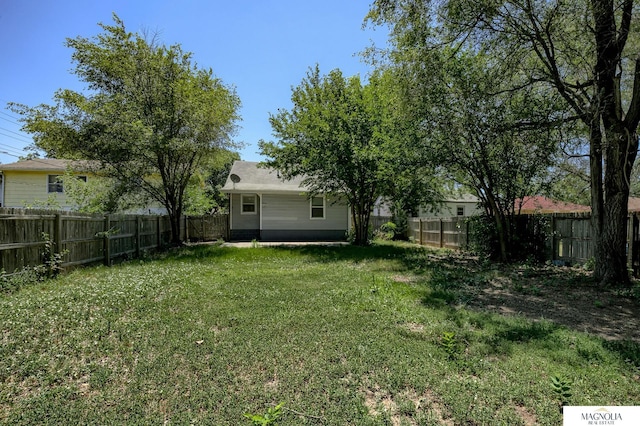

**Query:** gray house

left=221, top=161, right=349, bottom=241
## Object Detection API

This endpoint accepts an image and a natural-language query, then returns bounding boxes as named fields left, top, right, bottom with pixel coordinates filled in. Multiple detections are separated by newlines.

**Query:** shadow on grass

left=153, top=240, right=481, bottom=276
left=153, top=241, right=640, bottom=363
left=603, top=339, right=640, bottom=368
left=271, top=242, right=424, bottom=265
left=431, top=302, right=564, bottom=358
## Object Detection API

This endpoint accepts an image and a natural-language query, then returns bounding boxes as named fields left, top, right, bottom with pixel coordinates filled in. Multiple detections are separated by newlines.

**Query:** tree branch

left=616, top=0, right=634, bottom=50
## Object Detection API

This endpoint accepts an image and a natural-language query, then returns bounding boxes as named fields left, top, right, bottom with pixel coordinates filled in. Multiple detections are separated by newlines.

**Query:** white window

left=241, top=194, right=257, bottom=214
left=47, top=175, right=63, bottom=193
left=310, top=196, right=325, bottom=219
left=48, top=175, right=87, bottom=193
left=456, top=206, right=465, bottom=216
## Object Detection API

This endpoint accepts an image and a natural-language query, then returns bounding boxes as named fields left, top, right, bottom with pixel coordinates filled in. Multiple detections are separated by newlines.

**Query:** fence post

left=465, top=219, right=470, bottom=250
left=185, top=216, right=190, bottom=242
left=439, top=219, right=444, bottom=248
left=136, top=216, right=142, bottom=258
left=54, top=213, right=63, bottom=255
left=419, top=219, right=423, bottom=245
left=157, top=216, right=162, bottom=249
left=550, top=214, right=557, bottom=262
left=104, top=215, right=111, bottom=266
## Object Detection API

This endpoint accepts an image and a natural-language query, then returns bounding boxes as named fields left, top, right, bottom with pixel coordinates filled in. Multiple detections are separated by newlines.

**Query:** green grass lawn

left=1, top=242, right=638, bottom=425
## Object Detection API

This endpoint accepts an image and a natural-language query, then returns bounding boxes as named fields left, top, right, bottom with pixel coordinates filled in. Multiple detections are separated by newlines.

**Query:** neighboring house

left=516, top=196, right=591, bottom=214
left=417, top=194, right=483, bottom=218
left=0, top=158, right=166, bottom=214
left=221, top=161, right=350, bottom=241
left=373, top=197, right=393, bottom=217
left=0, top=158, right=94, bottom=210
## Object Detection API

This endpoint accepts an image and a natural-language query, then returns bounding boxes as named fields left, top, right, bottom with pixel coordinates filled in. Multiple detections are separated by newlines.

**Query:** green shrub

left=466, top=215, right=499, bottom=259
left=466, top=214, right=550, bottom=262
left=550, top=375, right=572, bottom=406
left=374, top=221, right=397, bottom=241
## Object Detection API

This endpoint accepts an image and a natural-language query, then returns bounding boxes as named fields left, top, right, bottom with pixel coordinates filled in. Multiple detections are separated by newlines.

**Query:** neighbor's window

left=241, top=194, right=257, bottom=214
left=47, top=175, right=63, bottom=193
left=48, top=175, right=87, bottom=193
left=310, top=196, right=325, bottom=219
left=456, top=206, right=464, bottom=216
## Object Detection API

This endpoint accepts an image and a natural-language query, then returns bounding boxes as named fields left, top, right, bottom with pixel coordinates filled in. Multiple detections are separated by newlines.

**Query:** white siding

left=3, top=171, right=74, bottom=209
left=230, top=193, right=260, bottom=229
left=261, top=194, right=348, bottom=230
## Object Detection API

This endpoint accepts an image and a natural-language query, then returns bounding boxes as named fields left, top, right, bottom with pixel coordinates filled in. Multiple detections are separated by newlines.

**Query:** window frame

left=47, top=174, right=88, bottom=193
left=310, top=195, right=326, bottom=220
left=47, top=175, right=64, bottom=193
left=241, top=194, right=257, bottom=215
left=456, top=206, right=465, bottom=216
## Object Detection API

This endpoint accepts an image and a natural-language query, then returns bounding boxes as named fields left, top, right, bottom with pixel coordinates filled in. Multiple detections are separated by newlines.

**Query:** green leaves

left=550, top=375, right=573, bottom=406
left=244, top=402, right=284, bottom=425
left=261, top=66, right=440, bottom=245
left=439, top=331, right=462, bottom=360
left=10, top=14, right=241, bottom=244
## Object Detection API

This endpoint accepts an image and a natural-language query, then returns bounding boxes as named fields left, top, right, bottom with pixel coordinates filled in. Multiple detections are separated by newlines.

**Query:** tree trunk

left=168, top=212, right=181, bottom=246
left=598, top=192, right=630, bottom=285
left=590, top=120, right=606, bottom=282
left=595, top=126, right=636, bottom=286
left=484, top=191, right=509, bottom=262
left=589, top=0, right=639, bottom=286
left=166, top=198, right=183, bottom=246
left=352, top=204, right=372, bottom=246
left=493, top=212, right=509, bottom=263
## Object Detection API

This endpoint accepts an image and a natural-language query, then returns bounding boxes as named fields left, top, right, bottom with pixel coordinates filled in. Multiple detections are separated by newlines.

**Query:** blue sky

left=0, top=1, right=388, bottom=164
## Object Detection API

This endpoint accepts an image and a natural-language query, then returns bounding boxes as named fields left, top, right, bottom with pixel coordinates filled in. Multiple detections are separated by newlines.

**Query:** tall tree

left=392, top=47, right=561, bottom=260
left=260, top=66, right=439, bottom=245
left=369, top=0, right=640, bottom=285
left=10, top=15, right=241, bottom=244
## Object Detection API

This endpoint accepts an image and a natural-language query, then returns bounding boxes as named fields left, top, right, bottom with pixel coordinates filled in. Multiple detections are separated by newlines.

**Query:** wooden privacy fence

left=370, top=216, right=393, bottom=231
left=0, top=208, right=228, bottom=274
left=407, top=217, right=470, bottom=250
left=548, top=213, right=593, bottom=264
left=407, top=213, right=640, bottom=273
left=185, top=214, right=229, bottom=242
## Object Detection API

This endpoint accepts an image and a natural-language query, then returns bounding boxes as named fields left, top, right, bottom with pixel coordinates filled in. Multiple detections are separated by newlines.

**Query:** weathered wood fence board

left=0, top=208, right=228, bottom=274
left=550, top=213, right=593, bottom=263
left=185, top=215, right=229, bottom=241
left=408, top=217, right=469, bottom=249
left=0, top=210, right=58, bottom=273
left=370, top=216, right=393, bottom=231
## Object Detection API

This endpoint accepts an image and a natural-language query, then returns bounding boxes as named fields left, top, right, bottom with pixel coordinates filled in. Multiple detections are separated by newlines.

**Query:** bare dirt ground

left=462, top=264, right=640, bottom=343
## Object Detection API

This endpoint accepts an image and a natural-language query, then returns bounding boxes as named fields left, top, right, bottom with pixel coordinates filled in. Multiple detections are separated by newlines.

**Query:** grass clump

left=0, top=242, right=638, bottom=425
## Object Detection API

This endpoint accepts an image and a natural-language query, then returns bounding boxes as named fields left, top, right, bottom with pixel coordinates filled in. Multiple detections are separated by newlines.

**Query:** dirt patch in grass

left=514, top=404, right=538, bottom=426
left=461, top=265, right=640, bottom=342
left=402, top=322, right=426, bottom=333
left=392, top=274, right=416, bottom=283
left=361, top=383, right=454, bottom=425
